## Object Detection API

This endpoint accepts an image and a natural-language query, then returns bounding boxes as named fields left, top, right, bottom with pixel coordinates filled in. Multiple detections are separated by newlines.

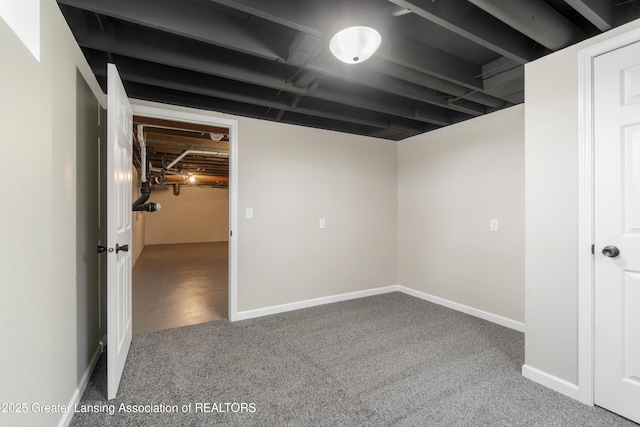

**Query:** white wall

left=524, top=18, right=640, bottom=387
left=0, top=6, right=54, bottom=427
left=144, top=186, right=229, bottom=245
left=237, top=119, right=398, bottom=312
left=0, top=1, right=106, bottom=426
left=398, top=106, right=525, bottom=323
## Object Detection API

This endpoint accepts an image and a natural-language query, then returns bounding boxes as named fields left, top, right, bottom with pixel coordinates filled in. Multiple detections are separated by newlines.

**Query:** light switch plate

left=246, top=207, right=254, bottom=219
left=490, top=219, right=498, bottom=232
left=319, top=218, right=326, bottom=229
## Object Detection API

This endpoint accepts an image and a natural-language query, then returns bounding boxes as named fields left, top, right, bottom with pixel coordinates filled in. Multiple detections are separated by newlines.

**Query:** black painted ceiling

left=58, top=0, right=640, bottom=140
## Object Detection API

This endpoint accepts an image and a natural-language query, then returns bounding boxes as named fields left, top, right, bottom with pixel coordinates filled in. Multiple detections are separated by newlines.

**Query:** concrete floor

left=132, top=242, right=228, bottom=335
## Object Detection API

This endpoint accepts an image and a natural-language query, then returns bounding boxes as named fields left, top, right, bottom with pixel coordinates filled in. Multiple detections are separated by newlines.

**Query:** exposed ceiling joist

left=95, top=53, right=435, bottom=132
left=67, top=17, right=307, bottom=95
left=307, top=55, right=490, bottom=116
left=468, top=0, right=583, bottom=50
left=376, top=34, right=484, bottom=89
left=563, top=0, right=613, bottom=31
left=57, top=0, right=288, bottom=60
left=134, top=116, right=231, bottom=183
left=58, top=0, right=640, bottom=140
left=143, top=134, right=230, bottom=150
left=206, top=0, right=325, bottom=37
left=387, top=0, right=542, bottom=63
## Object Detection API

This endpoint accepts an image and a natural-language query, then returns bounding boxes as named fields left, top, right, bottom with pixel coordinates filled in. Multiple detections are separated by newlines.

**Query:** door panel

left=622, top=271, right=640, bottom=382
left=623, top=125, right=640, bottom=233
left=594, top=41, right=640, bottom=424
left=106, top=63, right=133, bottom=400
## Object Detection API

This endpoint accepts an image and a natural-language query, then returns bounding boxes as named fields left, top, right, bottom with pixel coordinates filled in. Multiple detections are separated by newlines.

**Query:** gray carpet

left=70, top=292, right=637, bottom=426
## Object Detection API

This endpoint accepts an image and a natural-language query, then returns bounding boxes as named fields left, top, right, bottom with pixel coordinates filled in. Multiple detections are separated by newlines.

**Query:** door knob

left=97, top=246, right=107, bottom=254
left=116, top=244, right=129, bottom=254
left=602, top=245, right=620, bottom=258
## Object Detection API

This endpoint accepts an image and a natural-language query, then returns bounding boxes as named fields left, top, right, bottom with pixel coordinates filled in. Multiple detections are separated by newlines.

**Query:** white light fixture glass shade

left=329, top=26, right=381, bottom=64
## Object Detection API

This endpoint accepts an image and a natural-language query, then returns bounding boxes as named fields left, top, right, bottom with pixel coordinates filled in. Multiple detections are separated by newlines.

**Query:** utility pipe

left=163, top=150, right=228, bottom=173
left=137, top=125, right=147, bottom=183
left=132, top=146, right=161, bottom=212
left=160, top=174, right=229, bottom=185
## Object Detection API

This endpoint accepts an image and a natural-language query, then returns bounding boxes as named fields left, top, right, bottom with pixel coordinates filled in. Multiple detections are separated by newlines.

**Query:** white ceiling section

left=57, top=0, right=640, bottom=140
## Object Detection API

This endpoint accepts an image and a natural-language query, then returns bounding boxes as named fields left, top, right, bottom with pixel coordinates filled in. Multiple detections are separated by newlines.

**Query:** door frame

left=577, top=26, right=640, bottom=406
left=130, top=100, right=240, bottom=321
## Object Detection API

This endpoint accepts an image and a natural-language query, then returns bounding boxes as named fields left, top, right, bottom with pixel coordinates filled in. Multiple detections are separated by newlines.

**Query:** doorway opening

left=128, top=104, right=239, bottom=333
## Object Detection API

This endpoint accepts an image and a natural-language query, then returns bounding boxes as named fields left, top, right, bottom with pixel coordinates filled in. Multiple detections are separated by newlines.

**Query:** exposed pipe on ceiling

left=137, top=125, right=147, bottom=183
left=133, top=124, right=161, bottom=212
left=468, top=0, right=582, bottom=50
left=162, top=149, right=229, bottom=173
left=150, top=167, right=182, bottom=176
left=159, top=174, right=229, bottom=185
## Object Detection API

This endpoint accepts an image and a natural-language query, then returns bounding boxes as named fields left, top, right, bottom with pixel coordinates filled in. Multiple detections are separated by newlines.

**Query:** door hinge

left=230, top=230, right=233, bottom=237
left=591, top=244, right=595, bottom=255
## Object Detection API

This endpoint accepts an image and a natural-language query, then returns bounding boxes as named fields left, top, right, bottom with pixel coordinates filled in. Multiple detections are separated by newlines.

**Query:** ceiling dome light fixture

left=329, top=26, right=381, bottom=64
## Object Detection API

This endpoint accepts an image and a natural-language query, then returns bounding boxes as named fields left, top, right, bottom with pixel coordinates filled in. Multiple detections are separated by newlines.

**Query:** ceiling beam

left=66, top=17, right=308, bottom=95
left=468, top=0, right=582, bottom=51
left=563, top=0, right=613, bottom=31
left=205, top=0, right=324, bottom=37
left=72, top=11, right=462, bottom=126
left=143, top=133, right=230, bottom=150
left=310, top=78, right=455, bottom=126
left=89, top=53, right=432, bottom=132
left=61, top=2, right=503, bottom=113
left=207, top=0, right=489, bottom=89
left=206, top=0, right=404, bottom=37
left=57, top=0, right=288, bottom=60
left=366, top=58, right=506, bottom=109
left=387, top=0, right=540, bottom=63
left=376, top=34, right=483, bottom=89
left=85, top=45, right=457, bottom=127
left=206, top=0, right=487, bottom=91
left=307, top=52, right=486, bottom=116
left=125, top=81, right=423, bottom=140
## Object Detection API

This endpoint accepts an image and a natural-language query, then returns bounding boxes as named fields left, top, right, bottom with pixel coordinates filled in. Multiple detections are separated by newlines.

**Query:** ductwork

left=468, top=0, right=582, bottom=50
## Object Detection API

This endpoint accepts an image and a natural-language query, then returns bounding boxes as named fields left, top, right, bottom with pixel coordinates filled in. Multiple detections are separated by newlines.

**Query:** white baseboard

left=397, top=285, right=525, bottom=332
left=234, top=285, right=524, bottom=333
left=57, top=343, right=102, bottom=427
left=233, top=285, right=399, bottom=321
left=522, top=364, right=580, bottom=401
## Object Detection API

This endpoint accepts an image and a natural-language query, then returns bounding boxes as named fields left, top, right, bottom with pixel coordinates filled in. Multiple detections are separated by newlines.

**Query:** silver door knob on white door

left=602, top=246, right=620, bottom=258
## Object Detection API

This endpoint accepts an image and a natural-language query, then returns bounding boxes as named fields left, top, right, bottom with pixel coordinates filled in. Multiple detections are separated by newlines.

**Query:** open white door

left=106, top=63, right=133, bottom=400
left=594, top=41, right=640, bottom=423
